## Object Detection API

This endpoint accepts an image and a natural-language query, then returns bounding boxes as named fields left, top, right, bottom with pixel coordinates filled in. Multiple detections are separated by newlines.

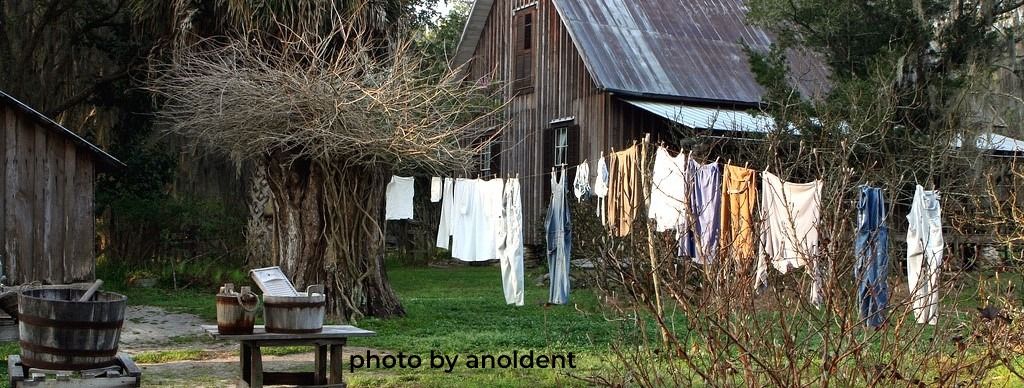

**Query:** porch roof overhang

left=623, top=99, right=781, bottom=134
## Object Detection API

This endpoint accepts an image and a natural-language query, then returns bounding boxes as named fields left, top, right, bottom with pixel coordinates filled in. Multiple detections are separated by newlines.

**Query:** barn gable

left=456, top=0, right=830, bottom=106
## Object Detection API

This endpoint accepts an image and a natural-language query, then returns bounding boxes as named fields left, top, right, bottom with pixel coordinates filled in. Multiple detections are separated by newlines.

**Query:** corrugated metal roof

left=953, top=132, right=1024, bottom=155
left=552, top=0, right=830, bottom=105
left=625, top=99, right=780, bottom=133
left=0, top=90, right=125, bottom=168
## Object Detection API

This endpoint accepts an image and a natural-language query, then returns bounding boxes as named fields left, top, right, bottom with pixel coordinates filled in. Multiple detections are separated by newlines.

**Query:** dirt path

left=121, top=305, right=224, bottom=352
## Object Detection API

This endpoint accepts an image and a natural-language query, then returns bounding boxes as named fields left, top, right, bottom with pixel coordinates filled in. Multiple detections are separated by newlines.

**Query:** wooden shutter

left=512, top=11, right=534, bottom=93
left=542, top=126, right=555, bottom=200
left=566, top=125, right=581, bottom=168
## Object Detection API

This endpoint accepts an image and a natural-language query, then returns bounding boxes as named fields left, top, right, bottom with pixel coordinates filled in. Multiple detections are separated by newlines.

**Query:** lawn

left=0, top=262, right=1020, bottom=387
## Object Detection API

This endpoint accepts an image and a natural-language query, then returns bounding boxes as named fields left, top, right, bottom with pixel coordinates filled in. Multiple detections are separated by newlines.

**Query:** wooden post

left=240, top=343, right=251, bottom=386
left=250, top=344, right=263, bottom=388
left=641, top=134, right=670, bottom=349
left=314, top=344, right=328, bottom=384
left=329, top=341, right=345, bottom=385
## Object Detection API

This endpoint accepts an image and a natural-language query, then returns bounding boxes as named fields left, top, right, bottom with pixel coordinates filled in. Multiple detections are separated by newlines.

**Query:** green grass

left=133, top=348, right=215, bottom=364
left=342, top=264, right=629, bottom=386
left=0, top=263, right=1020, bottom=387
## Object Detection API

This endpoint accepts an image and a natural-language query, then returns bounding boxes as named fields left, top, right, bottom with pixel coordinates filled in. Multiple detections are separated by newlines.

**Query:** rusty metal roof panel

left=553, top=0, right=829, bottom=105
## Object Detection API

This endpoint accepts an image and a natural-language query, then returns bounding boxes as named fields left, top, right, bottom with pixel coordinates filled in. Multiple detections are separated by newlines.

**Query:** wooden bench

left=202, top=325, right=375, bottom=388
left=8, top=353, right=141, bottom=388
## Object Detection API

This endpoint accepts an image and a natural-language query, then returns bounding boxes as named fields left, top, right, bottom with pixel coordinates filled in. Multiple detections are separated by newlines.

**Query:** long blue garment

left=546, top=168, right=572, bottom=304
left=680, top=160, right=721, bottom=264
left=855, top=186, right=889, bottom=327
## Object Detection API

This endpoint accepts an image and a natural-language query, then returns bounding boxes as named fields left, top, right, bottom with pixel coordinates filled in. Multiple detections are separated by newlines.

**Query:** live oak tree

left=148, top=23, right=502, bottom=319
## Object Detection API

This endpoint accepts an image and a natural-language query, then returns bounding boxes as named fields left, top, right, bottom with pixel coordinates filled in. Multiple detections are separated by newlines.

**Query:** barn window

left=543, top=122, right=579, bottom=171
left=513, top=10, right=535, bottom=94
left=554, top=127, right=568, bottom=167
left=480, top=139, right=501, bottom=178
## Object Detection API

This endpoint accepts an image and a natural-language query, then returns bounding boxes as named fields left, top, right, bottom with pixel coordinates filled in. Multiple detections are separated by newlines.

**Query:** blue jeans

left=546, top=170, right=572, bottom=305
left=855, top=186, right=889, bottom=328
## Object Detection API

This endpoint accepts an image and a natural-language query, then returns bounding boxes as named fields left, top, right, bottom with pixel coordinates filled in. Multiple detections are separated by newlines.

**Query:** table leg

left=250, top=344, right=264, bottom=388
left=329, top=340, right=345, bottom=385
left=240, top=343, right=252, bottom=385
left=314, top=345, right=328, bottom=384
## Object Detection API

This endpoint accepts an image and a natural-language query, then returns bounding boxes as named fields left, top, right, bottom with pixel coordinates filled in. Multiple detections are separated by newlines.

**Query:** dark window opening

left=513, top=10, right=535, bottom=93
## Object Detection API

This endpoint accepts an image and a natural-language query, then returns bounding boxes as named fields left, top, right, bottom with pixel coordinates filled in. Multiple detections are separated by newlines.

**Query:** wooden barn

left=0, top=91, right=124, bottom=286
left=453, top=0, right=829, bottom=244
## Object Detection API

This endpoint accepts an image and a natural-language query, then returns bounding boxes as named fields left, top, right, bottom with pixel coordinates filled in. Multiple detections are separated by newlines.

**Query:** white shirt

left=451, top=178, right=505, bottom=261
left=647, top=147, right=689, bottom=232
left=593, top=156, right=609, bottom=198
left=430, top=177, right=443, bottom=202
left=385, top=176, right=415, bottom=220
left=755, top=171, right=823, bottom=305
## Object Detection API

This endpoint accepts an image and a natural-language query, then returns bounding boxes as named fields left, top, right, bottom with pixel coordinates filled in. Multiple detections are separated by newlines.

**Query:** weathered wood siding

left=0, top=105, right=96, bottom=285
left=467, top=0, right=675, bottom=244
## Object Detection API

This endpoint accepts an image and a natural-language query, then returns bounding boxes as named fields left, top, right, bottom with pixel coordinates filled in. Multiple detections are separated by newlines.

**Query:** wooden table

left=202, top=325, right=375, bottom=388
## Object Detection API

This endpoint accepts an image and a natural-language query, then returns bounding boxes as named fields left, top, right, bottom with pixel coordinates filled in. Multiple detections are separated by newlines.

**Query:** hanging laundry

left=497, top=178, right=525, bottom=306
left=855, top=186, right=889, bottom=328
left=680, top=159, right=721, bottom=264
left=450, top=178, right=505, bottom=262
left=755, top=171, right=823, bottom=306
left=435, top=178, right=455, bottom=249
left=719, top=165, right=758, bottom=266
left=475, top=178, right=505, bottom=260
left=648, top=146, right=690, bottom=232
left=430, top=177, right=443, bottom=203
left=907, top=184, right=943, bottom=325
left=546, top=169, right=572, bottom=304
left=385, top=176, right=415, bottom=220
left=450, top=178, right=475, bottom=259
left=573, top=160, right=591, bottom=201
left=594, top=156, right=610, bottom=224
left=606, top=143, right=646, bottom=237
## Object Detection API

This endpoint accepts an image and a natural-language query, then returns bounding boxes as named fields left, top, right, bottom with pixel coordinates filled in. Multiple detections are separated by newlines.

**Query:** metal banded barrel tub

left=216, top=285, right=259, bottom=335
left=18, top=288, right=127, bottom=370
left=263, top=285, right=325, bottom=334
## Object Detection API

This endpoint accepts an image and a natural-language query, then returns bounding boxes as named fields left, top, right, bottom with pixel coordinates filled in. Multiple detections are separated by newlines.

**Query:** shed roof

left=455, top=0, right=830, bottom=106
left=624, top=99, right=779, bottom=133
left=0, top=91, right=124, bottom=169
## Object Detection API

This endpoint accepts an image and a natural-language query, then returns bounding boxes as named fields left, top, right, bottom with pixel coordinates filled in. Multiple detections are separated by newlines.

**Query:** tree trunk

left=264, top=153, right=404, bottom=320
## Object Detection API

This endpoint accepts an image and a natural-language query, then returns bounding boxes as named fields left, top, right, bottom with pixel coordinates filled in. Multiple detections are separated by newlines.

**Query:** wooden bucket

left=17, top=288, right=127, bottom=370
left=263, top=285, right=325, bottom=334
left=216, top=285, right=259, bottom=335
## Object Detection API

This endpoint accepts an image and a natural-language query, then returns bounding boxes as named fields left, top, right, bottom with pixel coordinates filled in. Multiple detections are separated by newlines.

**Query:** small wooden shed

left=0, top=91, right=124, bottom=286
